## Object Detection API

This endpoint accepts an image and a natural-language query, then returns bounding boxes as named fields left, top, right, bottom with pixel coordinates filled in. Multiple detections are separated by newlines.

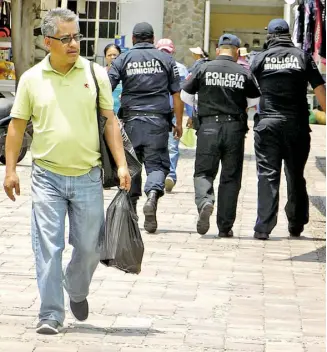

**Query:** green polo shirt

left=11, top=55, right=113, bottom=176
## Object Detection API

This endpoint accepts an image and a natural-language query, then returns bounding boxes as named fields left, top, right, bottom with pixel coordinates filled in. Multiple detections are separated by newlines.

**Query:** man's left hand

left=117, top=166, right=131, bottom=191
left=186, top=118, right=193, bottom=128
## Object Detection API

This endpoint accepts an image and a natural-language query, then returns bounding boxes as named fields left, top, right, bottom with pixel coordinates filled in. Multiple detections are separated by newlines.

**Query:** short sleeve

left=305, top=54, right=325, bottom=89
left=250, top=54, right=262, bottom=80
left=10, top=73, right=32, bottom=120
left=168, top=58, right=181, bottom=94
left=108, top=56, right=123, bottom=91
left=94, top=63, right=114, bottom=111
left=182, top=69, right=200, bottom=95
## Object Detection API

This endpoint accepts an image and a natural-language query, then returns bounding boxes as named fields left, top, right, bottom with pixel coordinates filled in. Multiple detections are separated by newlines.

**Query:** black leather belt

left=200, top=114, right=240, bottom=124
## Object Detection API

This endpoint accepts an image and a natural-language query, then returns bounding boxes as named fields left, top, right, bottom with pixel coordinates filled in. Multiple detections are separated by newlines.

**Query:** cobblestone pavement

left=0, top=122, right=325, bottom=352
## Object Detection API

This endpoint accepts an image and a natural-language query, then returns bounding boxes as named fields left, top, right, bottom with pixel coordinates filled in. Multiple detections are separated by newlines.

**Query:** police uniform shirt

left=108, top=43, right=180, bottom=114
left=251, top=45, right=325, bottom=118
left=183, top=56, right=261, bottom=117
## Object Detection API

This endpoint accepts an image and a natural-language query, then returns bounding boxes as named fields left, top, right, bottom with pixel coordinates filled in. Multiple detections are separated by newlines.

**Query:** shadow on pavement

left=64, top=324, right=163, bottom=335
left=288, top=245, right=326, bottom=263
left=200, top=235, right=326, bottom=242
left=179, top=149, right=254, bottom=162
left=151, top=229, right=196, bottom=234
left=179, top=149, right=195, bottom=159
left=315, top=156, right=326, bottom=176
left=309, top=195, right=326, bottom=217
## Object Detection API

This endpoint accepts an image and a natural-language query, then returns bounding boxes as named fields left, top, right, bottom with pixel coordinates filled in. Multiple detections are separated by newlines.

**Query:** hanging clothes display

left=303, top=0, right=315, bottom=53
left=293, top=0, right=326, bottom=59
left=319, top=0, right=326, bottom=58
left=296, top=0, right=305, bottom=46
left=314, top=0, right=323, bottom=60
left=292, top=5, right=303, bottom=47
left=0, top=0, right=11, bottom=37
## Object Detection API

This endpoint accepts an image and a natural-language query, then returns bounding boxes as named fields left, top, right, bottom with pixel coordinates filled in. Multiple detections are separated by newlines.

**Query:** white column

left=120, top=0, right=164, bottom=49
left=284, top=3, right=291, bottom=26
left=61, top=0, right=68, bottom=8
left=93, top=0, right=100, bottom=59
left=204, top=0, right=210, bottom=52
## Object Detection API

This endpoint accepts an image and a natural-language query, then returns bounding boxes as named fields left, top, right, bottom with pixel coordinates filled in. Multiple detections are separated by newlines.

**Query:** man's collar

left=131, top=42, right=155, bottom=50
left=41, top=54, right=84, bottom=72
left=216, top=55, right=236, bottom=62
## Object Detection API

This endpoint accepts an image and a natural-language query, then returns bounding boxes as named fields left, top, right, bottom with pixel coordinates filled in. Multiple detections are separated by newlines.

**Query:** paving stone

left=0, top=122, right=324, bottom=350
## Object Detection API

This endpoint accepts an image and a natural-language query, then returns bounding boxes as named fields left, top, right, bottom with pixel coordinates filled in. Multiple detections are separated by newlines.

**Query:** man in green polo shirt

left=3, top=8, right=130, bottom=335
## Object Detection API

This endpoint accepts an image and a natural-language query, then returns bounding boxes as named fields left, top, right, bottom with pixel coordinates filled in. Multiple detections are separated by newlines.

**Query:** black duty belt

left=200, top=114, right=241, bottom=124
left=122, top=109, right=170, bottom=119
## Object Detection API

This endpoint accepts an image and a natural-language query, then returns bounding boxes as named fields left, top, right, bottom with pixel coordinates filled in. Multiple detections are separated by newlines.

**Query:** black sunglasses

left=47, top=33, right=84, bottom=45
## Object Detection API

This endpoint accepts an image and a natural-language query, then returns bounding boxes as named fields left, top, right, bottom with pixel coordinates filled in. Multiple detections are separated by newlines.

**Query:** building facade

left=41, top=0, right=295, bottom=67
left=42, top=0, right=206, bottom=66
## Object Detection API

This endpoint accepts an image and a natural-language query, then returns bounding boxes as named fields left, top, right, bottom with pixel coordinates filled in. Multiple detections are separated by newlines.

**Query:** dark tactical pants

left=254, top=117, right=311, bottom=234
left=194, top=120, right=246, bottom=232
left=124, top=118, right=170, bottom=201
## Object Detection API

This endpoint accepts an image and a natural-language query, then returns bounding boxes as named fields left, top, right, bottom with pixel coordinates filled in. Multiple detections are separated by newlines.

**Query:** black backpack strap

left=89, top=61, right=100, bottom=112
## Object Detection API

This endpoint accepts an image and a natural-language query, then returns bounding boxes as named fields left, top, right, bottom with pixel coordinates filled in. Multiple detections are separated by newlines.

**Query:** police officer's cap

left=218, top=34, right=241, bottom=48
left=266, top=19, right=290, bottom=34
left=133, top=22, right=154, bottom=38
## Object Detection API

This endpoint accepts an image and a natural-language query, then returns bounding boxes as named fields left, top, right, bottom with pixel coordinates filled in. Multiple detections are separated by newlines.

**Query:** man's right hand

left=173, top=125, right=183, bottom=140
left=4, top=172, right=20, bottom=201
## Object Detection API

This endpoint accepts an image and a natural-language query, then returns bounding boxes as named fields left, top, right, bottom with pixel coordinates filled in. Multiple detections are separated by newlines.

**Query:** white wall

left=119, top=0, right=164, bottom=49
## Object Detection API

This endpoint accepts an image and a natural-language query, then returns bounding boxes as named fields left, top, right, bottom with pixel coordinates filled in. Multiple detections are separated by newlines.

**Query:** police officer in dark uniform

left=182, top=34, right=261, bottom=237
left=108, top=22, right=184, bottom=234
left=251, top=19, right=326, bottom=240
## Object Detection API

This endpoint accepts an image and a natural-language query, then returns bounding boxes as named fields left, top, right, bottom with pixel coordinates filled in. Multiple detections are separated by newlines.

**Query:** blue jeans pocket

left=32, top=163, right=48, bottom=177
left=87, top=167, right=102, bottom=183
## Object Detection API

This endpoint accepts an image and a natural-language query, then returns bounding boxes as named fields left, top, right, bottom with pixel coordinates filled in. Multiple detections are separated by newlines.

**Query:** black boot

left=254, top=232, right=269, bottom=240
left=288, top=224, right=304, bottom=237
left=143, top=190, right=159, bottom=233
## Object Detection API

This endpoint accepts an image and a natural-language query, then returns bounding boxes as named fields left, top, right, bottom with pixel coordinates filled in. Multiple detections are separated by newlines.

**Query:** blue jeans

left=31, top=163, right=104, bottom=325
left=168, top=117, right=180, bottom=183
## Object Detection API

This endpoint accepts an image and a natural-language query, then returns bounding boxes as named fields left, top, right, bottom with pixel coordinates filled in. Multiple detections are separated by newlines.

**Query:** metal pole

left=204, top=0, right=210, bottom=53
left=93, top=0, right=100, bottom=61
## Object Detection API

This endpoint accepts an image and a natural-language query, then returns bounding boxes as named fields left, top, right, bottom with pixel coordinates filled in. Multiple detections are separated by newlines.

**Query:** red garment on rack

left=314, top=0, right=323, bottom=60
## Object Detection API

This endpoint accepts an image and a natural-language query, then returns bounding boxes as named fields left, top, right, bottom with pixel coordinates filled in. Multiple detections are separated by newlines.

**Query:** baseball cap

left=189, top=47, right=204, bottom=55
left=267, top=18, right=290, bottom=34
left=132, top=22, right=154, bottom=37
left=156, top=38, right=175, bottom=54
left=218, top=34, right=241, bottom=48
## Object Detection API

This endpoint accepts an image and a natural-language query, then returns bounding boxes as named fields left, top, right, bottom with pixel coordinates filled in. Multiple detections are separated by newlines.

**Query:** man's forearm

left=5, top=119, right=27, bottom=174
left=173, top=93, right=184, bottom=126
left=102, top=109, right=127, bottom=168
left=314, top=85, right=326, bottom=112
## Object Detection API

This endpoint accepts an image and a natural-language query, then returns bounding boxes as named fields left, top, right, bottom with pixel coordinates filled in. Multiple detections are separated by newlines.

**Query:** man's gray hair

left=41, top=8, right=79, bottom=37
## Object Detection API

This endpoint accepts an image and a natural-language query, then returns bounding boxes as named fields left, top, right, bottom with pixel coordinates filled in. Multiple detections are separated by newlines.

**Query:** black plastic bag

left=100, top=190, right=144, bottom=274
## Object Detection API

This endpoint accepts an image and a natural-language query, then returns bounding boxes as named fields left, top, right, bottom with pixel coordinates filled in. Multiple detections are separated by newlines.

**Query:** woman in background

left=104, top=44, right=122, bottom=115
